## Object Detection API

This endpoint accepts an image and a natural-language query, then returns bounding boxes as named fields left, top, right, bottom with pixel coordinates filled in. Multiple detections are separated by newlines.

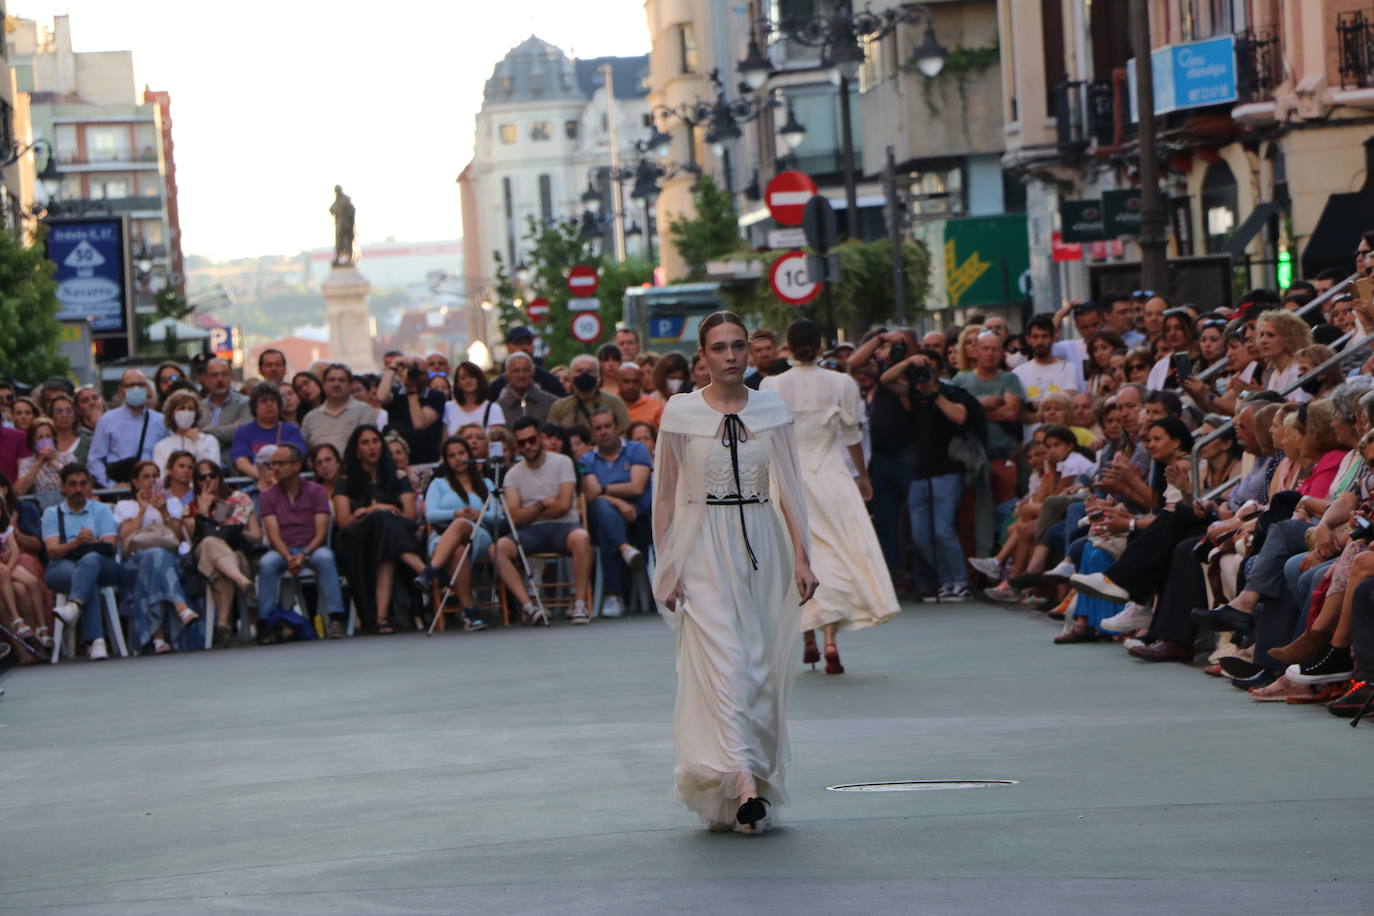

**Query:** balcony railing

left=1051, top=80, right=1114, bottom=152
left=1235, top=29, right=1281, bottom=101
left=1338, top=10, right=1374, bottom=88
left=55, top=148, right=160, bottom=166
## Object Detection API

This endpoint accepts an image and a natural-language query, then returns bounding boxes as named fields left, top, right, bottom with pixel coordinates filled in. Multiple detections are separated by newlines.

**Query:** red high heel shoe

left=802, top=639, right=820, bottom=668
left=824, top=642, right=844, bottom=675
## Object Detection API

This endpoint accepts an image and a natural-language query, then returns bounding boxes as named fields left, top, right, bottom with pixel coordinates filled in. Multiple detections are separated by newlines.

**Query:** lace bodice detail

left=702, top=435, right=770, bottom=499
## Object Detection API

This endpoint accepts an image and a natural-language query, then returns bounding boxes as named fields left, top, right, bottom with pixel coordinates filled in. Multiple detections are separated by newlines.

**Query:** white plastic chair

left=49, top=587, right=127, bottom=663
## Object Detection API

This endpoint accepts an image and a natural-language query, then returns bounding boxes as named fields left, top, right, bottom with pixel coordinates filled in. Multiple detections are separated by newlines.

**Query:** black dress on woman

left=337, top=473, right=423, bottom=629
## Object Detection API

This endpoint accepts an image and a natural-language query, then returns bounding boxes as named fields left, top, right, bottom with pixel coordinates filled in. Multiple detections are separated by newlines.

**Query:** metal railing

left=1189, top=323, right=1374, bottom=493
left=1338, top=10, right=1374, bottom=88
left=1236, top=29, right=1282, bottom=102
left=1185, top=273, right=1358, bottom=389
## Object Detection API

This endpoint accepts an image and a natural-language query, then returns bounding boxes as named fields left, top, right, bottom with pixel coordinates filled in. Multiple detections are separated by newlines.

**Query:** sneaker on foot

left=1327, top=681, right=1374, bottom=717
left=1068, top=572, right=1130, bottom=603
left=570, top=600, right=591, bottom=625
left=1286, top=645, right=1354, bottom=685
left=1042, top=559, right=1076, bottom=582
left=1101, top=601, right=1153, bottom=633
left=940, top=584, right=972, bottom=603
left=983, top=582, right=1022, bottom=603
left=53, top=600, right=79, bottom=628
left=461, top=609, right=488, bottom=632
left=620, top=545, right=644, bottom=569
left=1123, top=637, right=1146, bottom=650
left=968, top=556, right=1002, bottom=579
left=87, top=638, right=108, bottom=661
left=413, top=566, right=437, bottom=592
left=601, top=595, right=624, bottom=618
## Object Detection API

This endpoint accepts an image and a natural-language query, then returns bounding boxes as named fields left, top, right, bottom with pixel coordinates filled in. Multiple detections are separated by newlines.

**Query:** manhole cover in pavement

left=827, top=779, right=1018, bottom=792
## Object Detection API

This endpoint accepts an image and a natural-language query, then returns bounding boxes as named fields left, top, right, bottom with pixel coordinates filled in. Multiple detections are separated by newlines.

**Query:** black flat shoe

left=1190, top=604, right=1254, bottom=634
left=736, top=796, right=770, bottom=828
left=1229, top=669, right=1277, bottom=690
left=1218, top=656, right=1265, bottom=679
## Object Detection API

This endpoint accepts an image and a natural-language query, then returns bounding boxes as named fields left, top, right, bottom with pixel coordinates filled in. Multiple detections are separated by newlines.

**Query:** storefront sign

left=1102, top=189, right=1143, bottom=237
left=1060, top=200, right=1105, bottom=243
left=1170, top=196, right=1195, bottom=257
left=1129, top=35, right=1238, bottom=119
left=941, top=213, right=1030, bottom=309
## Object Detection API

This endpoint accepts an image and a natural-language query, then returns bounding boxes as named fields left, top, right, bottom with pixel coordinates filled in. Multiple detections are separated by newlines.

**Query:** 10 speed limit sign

left=769, top=251, right=820, bottom=305
left=570, top=311, right=603, bottom=343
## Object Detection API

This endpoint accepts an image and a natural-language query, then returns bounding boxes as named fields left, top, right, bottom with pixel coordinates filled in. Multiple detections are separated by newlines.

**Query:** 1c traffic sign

left=770, top=251, right=820, bottom=305
left=570, top=311, right=602, bottom=343
left=765, top=170, right=818, bottom=227
left=567, top=264, right=599, bottom=295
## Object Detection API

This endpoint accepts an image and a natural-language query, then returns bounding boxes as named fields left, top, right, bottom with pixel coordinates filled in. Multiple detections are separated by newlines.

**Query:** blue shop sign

left=45, top=218, right=130, bottom=335
left=1129, top=35, right=1237, bottom=118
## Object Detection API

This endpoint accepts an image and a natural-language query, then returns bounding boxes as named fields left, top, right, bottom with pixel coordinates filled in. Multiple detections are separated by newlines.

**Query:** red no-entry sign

left=765, top=170, right=818, bottom=227
left=526, top=297, right=550, bottom=323
left=567, top=264, right=598, bottom=295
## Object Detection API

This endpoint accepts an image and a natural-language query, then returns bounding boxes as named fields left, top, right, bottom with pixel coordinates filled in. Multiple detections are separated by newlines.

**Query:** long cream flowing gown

left=762, top=364, right=900, bottom=632
left=652, top=387, right=811, bottom=827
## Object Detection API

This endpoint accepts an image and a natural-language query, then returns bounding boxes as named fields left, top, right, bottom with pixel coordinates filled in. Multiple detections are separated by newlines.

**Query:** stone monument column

left=322, top=265, right=375, bottom=373
left=322, top=185, right=374, bottom=372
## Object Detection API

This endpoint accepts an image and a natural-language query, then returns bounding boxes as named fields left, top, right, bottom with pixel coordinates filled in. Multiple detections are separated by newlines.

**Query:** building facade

left=644, top=0, right=1024, bottom=321
left=458, top=36, right=650, bottom=345
left=1000, top=0, right=1374, bottom=315
left=6, top=15, right=185, bottom=304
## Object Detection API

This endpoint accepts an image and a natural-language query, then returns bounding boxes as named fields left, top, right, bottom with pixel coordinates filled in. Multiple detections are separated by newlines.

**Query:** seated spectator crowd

left=7, top=250, right=1374, bottom=726
left=0, top=335, right=665, bottom=664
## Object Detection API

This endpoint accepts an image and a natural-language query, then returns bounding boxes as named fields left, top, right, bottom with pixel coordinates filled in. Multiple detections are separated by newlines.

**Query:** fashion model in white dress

left=762, top=363, right=899, bottom=664
left=652, top=385, right=813, bottom=831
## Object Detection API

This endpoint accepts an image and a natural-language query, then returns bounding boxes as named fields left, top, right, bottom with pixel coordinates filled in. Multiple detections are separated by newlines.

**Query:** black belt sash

left=715, top=413, right=759, bottom=570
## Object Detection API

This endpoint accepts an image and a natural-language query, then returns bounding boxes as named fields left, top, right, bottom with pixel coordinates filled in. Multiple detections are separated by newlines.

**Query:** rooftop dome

left=483, top=35, right=582, bottom=105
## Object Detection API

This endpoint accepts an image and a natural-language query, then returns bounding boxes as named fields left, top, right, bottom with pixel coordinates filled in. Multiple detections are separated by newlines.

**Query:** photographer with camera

left=880, top=348, right=983, bottom=602
left=379, top=354, right=446, bottom=465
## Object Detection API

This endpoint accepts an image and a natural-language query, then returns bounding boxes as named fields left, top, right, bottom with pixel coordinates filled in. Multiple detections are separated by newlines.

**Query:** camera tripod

left=425, top=458, right=547, bottom=635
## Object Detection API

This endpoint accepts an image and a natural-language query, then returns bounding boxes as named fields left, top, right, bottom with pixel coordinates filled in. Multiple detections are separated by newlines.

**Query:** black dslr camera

left=888, top=341, right=932, bottom=386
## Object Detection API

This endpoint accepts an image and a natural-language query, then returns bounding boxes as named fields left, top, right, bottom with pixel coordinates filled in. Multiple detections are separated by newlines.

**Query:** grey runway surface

left=2, top=601, right=1371, bottom=914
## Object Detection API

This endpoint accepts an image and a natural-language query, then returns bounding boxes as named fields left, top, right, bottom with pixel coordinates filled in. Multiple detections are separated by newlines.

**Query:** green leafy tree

left=0, top=226, right=69, bottom=381
left=666, top=176, right=745, bottom=279
left=720, top=239, right=930, bottom=338
left=489, top=218, right=653, bottom=367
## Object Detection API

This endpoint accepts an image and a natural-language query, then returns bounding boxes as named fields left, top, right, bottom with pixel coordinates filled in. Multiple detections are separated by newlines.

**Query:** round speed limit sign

left=570, top=311, right=602, bottom=343
left=770, top=251, right=820, bottom=305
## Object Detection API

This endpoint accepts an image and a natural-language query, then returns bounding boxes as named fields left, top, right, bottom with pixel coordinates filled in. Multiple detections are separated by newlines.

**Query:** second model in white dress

left=652, top=387, right=810, bottom=828
left=762, top=363, right=900, bottom=633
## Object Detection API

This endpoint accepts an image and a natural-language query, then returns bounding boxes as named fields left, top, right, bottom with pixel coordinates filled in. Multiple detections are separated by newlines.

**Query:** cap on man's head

left=506, top=326, right=534, bottom=344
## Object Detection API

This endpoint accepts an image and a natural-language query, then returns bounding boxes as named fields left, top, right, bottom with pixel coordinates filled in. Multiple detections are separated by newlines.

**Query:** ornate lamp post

left=648, top=68, right=775, bottom=194
left=739, top=2, right=947, bottom=240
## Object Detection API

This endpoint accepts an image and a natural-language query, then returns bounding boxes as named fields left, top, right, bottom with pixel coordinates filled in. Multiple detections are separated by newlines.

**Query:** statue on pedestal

left=330, top=185, right=356, bottom=266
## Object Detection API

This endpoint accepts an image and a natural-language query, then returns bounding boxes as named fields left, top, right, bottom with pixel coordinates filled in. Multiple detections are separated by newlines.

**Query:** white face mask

left=174, top=409, right=197, bottom=430
left=1005, top=352, right=1029, bottom=369
left=666, top=378, right=684, bottom=393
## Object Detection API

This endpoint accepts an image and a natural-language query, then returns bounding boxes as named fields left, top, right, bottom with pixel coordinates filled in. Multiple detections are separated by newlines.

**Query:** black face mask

left=1300, top=377, right=1324, bottom=396
left=572, top=372, right=598, bottom=393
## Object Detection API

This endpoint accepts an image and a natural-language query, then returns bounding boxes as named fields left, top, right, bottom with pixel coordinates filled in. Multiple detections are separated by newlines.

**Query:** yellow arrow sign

left=945, top=238, right=991, bottom=307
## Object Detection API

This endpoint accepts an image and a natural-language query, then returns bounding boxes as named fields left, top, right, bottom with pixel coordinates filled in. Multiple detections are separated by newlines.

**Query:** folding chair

left=50, top=587, right=126, bottom=663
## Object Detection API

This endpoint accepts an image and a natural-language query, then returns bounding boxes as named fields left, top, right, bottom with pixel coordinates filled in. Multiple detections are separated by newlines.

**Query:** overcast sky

left=13, top=1, right=650, bottom=261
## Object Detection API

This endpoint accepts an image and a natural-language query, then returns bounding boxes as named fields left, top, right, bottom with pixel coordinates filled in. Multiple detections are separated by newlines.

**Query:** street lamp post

left=739, top=3, right=947, bottom=241
left=649, top=69, right=776, bottom=196
left=1130, top=0, right=1168, bottom=293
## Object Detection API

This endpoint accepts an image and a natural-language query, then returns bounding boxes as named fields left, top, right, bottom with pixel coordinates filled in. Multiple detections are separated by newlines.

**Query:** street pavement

left=2, top=600, right=1372, bottom=914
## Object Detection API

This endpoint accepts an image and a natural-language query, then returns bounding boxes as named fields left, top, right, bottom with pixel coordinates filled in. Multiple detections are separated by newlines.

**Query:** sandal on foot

left=9, top=618, right=33, bottom=639
left=34, top=625, right=53, bottom=649
left=176, top=606, right=199, bottom=625
left=376, top=619, right=396, bottom=635
left=153, top=638, right=172, bottom=655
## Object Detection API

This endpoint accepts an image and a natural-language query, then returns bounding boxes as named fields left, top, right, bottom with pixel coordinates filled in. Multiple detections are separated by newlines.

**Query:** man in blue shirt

left=88, top=369, right=166, bottom=487
left=580, top=407, right=651, bottom=618
left=42, top=463, right=122, bottom=660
